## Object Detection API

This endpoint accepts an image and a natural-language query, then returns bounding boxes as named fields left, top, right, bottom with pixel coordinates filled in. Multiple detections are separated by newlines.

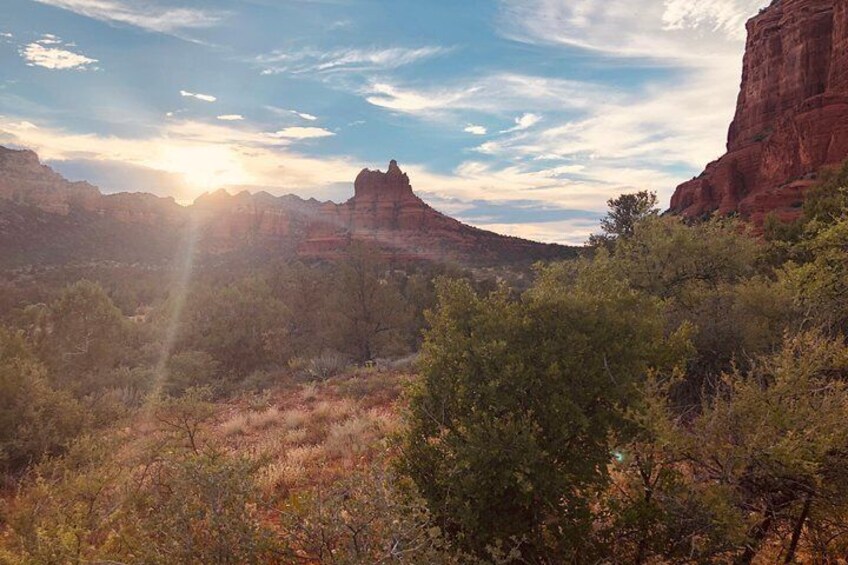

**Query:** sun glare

left=156, top=144, right=252, bottom=196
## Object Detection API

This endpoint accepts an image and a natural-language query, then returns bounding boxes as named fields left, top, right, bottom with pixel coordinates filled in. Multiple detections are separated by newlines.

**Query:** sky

left=0, top=0, right=768, bottom=244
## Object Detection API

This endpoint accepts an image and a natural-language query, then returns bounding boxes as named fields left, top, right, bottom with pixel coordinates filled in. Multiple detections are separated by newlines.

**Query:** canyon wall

left=670, top=0, right=848, bottom=224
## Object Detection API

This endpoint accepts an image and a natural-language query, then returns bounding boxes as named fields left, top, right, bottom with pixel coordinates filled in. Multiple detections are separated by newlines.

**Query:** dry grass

left=281, top=408, right=309, bottom=430
left=311, top=399, right=356, bottom=423
left=220, top=406, right=284, bottom=437
left=214, top=369, right=412, bottom=495
left=323, top=416, right=380, bottom=459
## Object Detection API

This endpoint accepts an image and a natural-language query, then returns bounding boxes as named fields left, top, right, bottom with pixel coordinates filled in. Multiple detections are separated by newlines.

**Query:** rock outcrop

left=0, top=146, right=183, bottom=223
left=0, top=147, right=573, bottom=266
left=670, top=0, right=848, bottom=224
left=197, top=160, right=572, bottom=264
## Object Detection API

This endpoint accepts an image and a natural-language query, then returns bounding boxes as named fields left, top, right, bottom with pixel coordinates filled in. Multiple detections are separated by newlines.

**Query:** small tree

left=0, top=328, right=86, bottom=476
left=590, top=190, right=659, bottom=246
left=36, top=280, right=131, bottom=390
left=400, top=270, right=689, bottom=559
left=624, top=332, right=848, bottom=563
left=330, top=243, right=412, bottom=362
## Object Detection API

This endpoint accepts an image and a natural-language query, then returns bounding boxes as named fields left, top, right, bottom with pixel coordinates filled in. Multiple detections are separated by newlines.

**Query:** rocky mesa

left=670, top=0, right=848, bottom=224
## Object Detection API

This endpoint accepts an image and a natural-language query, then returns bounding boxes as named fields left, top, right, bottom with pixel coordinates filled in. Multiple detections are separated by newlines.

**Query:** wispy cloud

left=0, top=116, right=357, bottom=199
left=20, top=38, right=98, bottom=70
left=464, top=124, right=487, bottom=135
left=180, top=90, right=217, bottom=102
left=364, top=74, right=607, bottom=117
left=257, top=46, right=450, bottom=75
left=265, top=106, right=319, bottom=122
left=30, top=0, right=226, bottom=34
left=497, top=0, right=765, bottom=64
left=269, top=126, right=335, bottom=139
left=217, top=114, right=244, bottom=121
left=501, top=113, right=541, bottom=133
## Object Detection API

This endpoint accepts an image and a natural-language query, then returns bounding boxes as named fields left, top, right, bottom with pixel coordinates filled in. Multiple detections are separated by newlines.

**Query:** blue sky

left=0, top=0, right=767, bottom=243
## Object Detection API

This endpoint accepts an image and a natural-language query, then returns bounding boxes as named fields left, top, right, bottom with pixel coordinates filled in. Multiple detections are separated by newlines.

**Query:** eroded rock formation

left=0, top=148, right=572, bottom=266
left=670, top=0, right=848, bottom=224
left=197, top=160, right=571, bottom=264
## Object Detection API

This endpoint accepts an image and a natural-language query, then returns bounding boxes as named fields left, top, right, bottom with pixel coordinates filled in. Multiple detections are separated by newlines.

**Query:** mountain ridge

left=0, top=146, right=576, bottom=268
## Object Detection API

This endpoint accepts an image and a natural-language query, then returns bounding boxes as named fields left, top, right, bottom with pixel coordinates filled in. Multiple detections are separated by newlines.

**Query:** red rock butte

left=195, top=159, right=572, bottom=264
left=669, top=0, right=848, bottom=224
left=0, top=147, right=574, bottom=266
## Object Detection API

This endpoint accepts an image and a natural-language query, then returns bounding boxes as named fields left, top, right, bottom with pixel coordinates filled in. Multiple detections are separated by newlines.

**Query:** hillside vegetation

left=2, top=164, right=848, bottom=563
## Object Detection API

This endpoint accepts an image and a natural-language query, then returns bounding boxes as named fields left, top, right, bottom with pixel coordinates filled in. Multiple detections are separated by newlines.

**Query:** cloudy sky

left=0, top=0, right=767, bottom=244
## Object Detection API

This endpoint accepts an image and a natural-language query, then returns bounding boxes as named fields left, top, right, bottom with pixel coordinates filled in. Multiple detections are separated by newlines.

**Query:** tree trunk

left=784, top=493, right=813, bottom=564
left=735, top=511, right=773, bottom=565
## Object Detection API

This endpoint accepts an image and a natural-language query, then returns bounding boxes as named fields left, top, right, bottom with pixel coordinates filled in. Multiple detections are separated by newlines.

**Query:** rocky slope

left=0, top=148, right=574, bottom=267
left=197, top=160, right=569, bottom=263
left=670, top=0, right=848, bottom=224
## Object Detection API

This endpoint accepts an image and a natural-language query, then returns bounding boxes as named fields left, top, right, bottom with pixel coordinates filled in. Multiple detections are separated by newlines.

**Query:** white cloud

left=269, top=127, right=335, bottom=139
left=36, top=33, right=62, bottom=45
left=0, top=32, right=13, bottom=39
left=662, top=0, right=758, bottom=39
left=364, top=74, right=608, bottom=117
left=180, top=90, right=217, bottom=103
left=20, top=42, right=98, bottom=70
left=464, top=124, right=487, bottom=135
left=217, top=114, right=244, bottom=121
left=501, top=113, right=541, bottom=133
left=468, top=219, right=600, bottom=246
left=257, top=46, right=450, bottom=75
left=366, top=83, right=465, bottom=113
left=497, top=0, right=766, bottom=64
left=0, top=116, right=357, bottom=198
left=265, top=106, right=319, bottom=122
left=31, top=0, right=225, bottom=34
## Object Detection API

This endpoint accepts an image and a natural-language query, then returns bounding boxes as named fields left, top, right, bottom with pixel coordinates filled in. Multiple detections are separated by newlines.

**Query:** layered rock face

left=670, top=0, right=848, bottom=224
left=0, top=147, right=101, bottom=214
left=0, top=147, right=572, bottom=266
left=199, top=160, right=571, bottom=264
left=0, top=146, right=183, bottom=223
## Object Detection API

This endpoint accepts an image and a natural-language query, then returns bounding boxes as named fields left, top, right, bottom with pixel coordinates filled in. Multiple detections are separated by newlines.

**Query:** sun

left=156, top=144, right=253, bottom=196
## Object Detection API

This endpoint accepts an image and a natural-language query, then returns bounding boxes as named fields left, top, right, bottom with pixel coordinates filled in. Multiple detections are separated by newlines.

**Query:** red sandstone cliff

left=196, top=160, right=571, bottom=264
left=0, top=147, right=572, bottom=266
left=0, top=146, right=183, bottom=223
left=670, top=0, right=848, bottom=224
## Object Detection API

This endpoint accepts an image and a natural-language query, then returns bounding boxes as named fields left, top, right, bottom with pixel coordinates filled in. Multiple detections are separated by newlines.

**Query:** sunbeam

left=145, top=212, right=202, bottom=405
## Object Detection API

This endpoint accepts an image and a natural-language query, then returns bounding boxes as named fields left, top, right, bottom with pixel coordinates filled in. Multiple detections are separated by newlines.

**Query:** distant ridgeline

left=669, top=0, right=848, bottom=225
left=0, top=147, right=575, bottom=268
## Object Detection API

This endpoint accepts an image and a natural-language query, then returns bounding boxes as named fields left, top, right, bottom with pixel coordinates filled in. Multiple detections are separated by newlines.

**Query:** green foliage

left=803, top=160, right=848, bottom=228
left=129, top=451, right=280, bottom=564
left=613, top=216, right=760, bottom=299
left=1, top=433, right=281, bottom=565
left=163, top=350, right=220, bottom=396
left=279, top=463, right=458, bottom=564
left=179, top=276, right=289, bottom=375
left=625, top=332, right=848, bottom=562
left=589, top=190, right=659, bottom=247
left=0, top=328, right=86, bottom=475
left=330, top=243, right=413, bottom=362
left=400, top=272, right=689, bottom=558
left=610, top=216, right=793, bottom=392
left=34, top=280, right=133, bottom=390
left=781, top=217, right=848, bottom=332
